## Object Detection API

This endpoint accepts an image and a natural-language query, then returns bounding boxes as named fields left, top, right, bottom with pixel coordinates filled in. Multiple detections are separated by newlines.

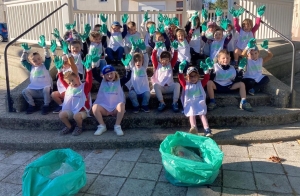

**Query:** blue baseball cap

left=111, top=21, right=122, bottom=28
left=102, top=65, right=116, bottom=75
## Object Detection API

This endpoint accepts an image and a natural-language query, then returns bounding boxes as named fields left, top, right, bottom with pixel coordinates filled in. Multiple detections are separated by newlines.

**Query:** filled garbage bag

left=22, top=148, right=87, bottom=196
left=159, top=131, right=224, bottom=186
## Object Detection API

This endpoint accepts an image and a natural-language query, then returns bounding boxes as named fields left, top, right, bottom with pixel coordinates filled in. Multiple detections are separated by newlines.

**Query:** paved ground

left=0, top=142, right=300, bottom=195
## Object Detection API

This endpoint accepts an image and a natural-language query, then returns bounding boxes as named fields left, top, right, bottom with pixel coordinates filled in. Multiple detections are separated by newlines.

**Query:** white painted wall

left=0, top=0, right=5, bottom=22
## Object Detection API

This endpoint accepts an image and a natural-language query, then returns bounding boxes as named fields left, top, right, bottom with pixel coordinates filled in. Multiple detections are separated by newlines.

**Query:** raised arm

left=170, top=50, right=178, bottom=68
left=251, top=17, right=261, bottom=35
left=201, top=73, right=210, bottom=87
left=178, top=73, right=186, bottom=89
left=151, top=49, right=159, bottom=69
left=233, top=18, right=241, bottom=33
left=263, top=50, right=273, bottom=64
left=20, top=43, right=32, bottom=71
left=120, top=69, right=132, bottom=86
left=68, top=55, right=79, bottom=75
left=44, top=47, right=51, bottom=70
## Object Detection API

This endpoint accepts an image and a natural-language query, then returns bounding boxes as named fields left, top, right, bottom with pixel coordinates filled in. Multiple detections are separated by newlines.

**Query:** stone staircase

left=0, top=43, right=300, bottom=150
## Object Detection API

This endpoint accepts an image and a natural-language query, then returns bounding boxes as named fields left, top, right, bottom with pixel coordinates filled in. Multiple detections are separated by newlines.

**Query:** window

left=176, top=1, right=183, bottom=8
left=100, top=0, right=107, bottom=2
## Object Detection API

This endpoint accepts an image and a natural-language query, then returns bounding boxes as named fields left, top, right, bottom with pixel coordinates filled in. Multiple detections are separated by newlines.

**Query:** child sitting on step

left=206, top=49, right=253, bottom=112
left=124, top=21, right=142, bottom=54
left=88, top=31, right=107, bottom=73
left=178, top=62, right=212, bottom=136
left=55, top=54, right=94, bottom=136
left=173, top=29, right=191, bottom=74
left=125, top=39, right=150, bottom=113
left=20, top=36, right=52, bottom=115
left=92, top=65, right=132, bottom=136
left=151, top=41, right=180, bottom=112
left=241, top=39, right=273, bottom=95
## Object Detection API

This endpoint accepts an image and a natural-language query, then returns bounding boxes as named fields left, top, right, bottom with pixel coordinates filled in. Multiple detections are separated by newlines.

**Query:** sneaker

left=172, top=102, right=179, bottom=112
left=72, top=126, right=83, bottom=136
left=204, top=128, right=213, bottom=137
left=141, top=105, right=150, bottom=113
left=133, top=106, right=139, bottom=114
left=41, top=105, right=49, bottom=115
left=157, top=103, right=166, bottom=111
left=26, top=105, right=36, bottom=114
left=59, top=124, right=75, bottom=135
left=94, top=124, right=107, bottom=136
left=189, top=126, right=198, bottom=135
left=207, top=102, right=217, bottom=111
left=53, top=106, right=62, bottom=113
left=248, top=88, right=255, bottom=96
left=114, top=125, right=124, bottom=136
left=240, top=102, right=254, bottom=112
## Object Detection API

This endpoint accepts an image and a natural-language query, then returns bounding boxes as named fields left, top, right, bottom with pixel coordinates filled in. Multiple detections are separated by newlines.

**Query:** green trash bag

left=22, top=148, right=87, bottom=196
left=159, top=131, right=224, bottom=186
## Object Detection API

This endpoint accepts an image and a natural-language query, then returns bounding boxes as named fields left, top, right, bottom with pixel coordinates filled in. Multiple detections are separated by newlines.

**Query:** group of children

left=20, top=6, right=273, bottom=137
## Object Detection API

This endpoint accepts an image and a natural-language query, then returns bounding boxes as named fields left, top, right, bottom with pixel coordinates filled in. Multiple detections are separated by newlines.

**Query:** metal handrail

left=5, top=3, right=68, bottom=112
left=234, top=2, right=295, bottom=108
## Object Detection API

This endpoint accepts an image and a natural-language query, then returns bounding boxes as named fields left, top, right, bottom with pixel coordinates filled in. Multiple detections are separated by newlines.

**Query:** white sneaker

left=114, top=125, right=124, bottom=136
left=94, top=124, right=107, bottom=136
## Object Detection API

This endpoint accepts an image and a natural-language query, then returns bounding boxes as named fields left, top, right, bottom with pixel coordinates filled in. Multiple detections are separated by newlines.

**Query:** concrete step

left=0, top=106, right=299, bottom=131
left=0, top=121, right=300, bottom=150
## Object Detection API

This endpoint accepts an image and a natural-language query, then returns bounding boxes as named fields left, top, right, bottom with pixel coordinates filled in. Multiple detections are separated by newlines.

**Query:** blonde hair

left=176, top=29, right=186, bottom=38
left=242, top=19, right=253, bottom=29
left=104, top=71, right=120, bottom=81
left=127, top=21, right=136, bottom=28
left=146, top=21, right=155, bottom=28
left=89, top=31, right=102, bottom=42
left=217, top=49, right=230, bottom=59
left=64, top=71, right=78, bottom=80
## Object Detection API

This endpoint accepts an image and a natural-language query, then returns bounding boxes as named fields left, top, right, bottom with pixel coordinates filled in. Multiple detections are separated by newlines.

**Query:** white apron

left=213, top=63, right=236, bottom=86
left=27, top=64, right=52, bottom=90
left=72, top=53, right=84, bottom=75
left=210, top=38, right=225, bottom=60
left=126, top=66, right=150, bottom=94
left=177, top=39, right=191, bottom=62
left=108, top=32, right=124, bottom=51
left=236, top=30, right=254, bottom=50
left=151, top=63, right=174, bottom=86
left=62, top=83, right=88, bottom=114
left=189, top=28, right=201, bottom=53
left=57, top=67, right=72, bottom=93
left=243, top=58, right=264, bottom=82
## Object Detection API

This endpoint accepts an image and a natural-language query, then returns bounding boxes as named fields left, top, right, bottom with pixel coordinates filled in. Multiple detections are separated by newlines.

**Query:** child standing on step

left=240, top=39, right=273, bottom=95
left=151, top=41, right=180, bottom=112
left=178, top=62, right=212, bottom=136
left=20, top=36, right=52, bottom=115
left=206, top=49, right=253, bottom=112
left=92, top=65, right=132, bottom=136
left=125, top=39, right=150, bottom=113
left=55, top=54, right=94, bottom=136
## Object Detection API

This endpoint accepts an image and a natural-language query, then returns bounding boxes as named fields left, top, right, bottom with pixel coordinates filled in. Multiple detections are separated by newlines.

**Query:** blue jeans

left=106, top=47, right=124, bottom=61
left=128, top=90, right=150, bottom=107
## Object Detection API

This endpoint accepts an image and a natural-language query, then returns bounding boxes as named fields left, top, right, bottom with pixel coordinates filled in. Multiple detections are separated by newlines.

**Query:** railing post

left=114, top=0, right=120, bottom=22
left=182, top=0, right=187, bottom=27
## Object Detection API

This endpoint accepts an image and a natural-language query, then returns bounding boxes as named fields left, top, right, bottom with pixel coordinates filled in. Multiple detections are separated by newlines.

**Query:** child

left=124, top=21, right=142, bottom=54
left=70, top=40, right=85, bottom=79
left=144, top=21, right=156, bottom=60
left=206, top=49, right=253, bottom=112
left=125, top=40, right=150, bottom=113
left=224, top=21, right=239, bottom=62
left=88, top=31, right=107, bottom=72
left=56, top=54, right=93, bottom=136
left=20, top=37, right=52, bottom=115
left=106, top=15, right=128, bottom=64
left=149, top=31, right=170, bottom=59
left=178, top=62, right=212, bottom=136
left=173, top=29, right=191, bottom=74
left=230, top=6, right=265, bottom=65
left=92, top=65, right=132, bottom=136
left=241, top=39, right=273, bottom=95
left=151, top=41, right=180, bottom=112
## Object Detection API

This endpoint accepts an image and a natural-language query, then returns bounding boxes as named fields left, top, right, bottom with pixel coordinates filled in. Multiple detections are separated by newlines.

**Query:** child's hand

left=53, top=56, right=64, bottom=70
left=143, top=11, right=150, bottom=23
left=158, top=13, right=163, bottom=23
left=172, top=17, right=179, bottom=27
left=100, top=24, right=108, bottom=34
left=122, top=14, right=129, bottom=24
left=21, top=43, right=31, bottom=51
left=229, top=7, right=243, bottom=18
left=164, top=17, right=171, bottom=27
left=83, top=55, right=92, bottom=70
left=79, top=32, right=88, bottom=42
left=84, top=23, right=91, bottom=35
left=179, top=60, right=187, bottom=73
left=149, top=24, right=156, bottom=35
left=61, top=40, right=69, bottom=54
left=201, top=21, right=208, bottom=32
left=52, top=28, right=61, bottom=39
left=100, top=13, right=108, bottom=23
left=38, top=35, right=46, bottom=48
left=257, top=5, right=266, bottom=16
left=171, top=41, right=178, bottom=50
left=70, top=21, right=76, bottom=29
left=155, top=41, right=163, bottom=49
left=215, top=7, right=223, bottom=17
left=129, top=37, right=138, bottom=50
left=91, top=48, right=100, bottom=63
left=191, top=15, right=198, bottom=28
left=157, top=23, right=165, bottom=34
left=201, top=9, right=208, bottom=21
left=205, top=57, right=214, bottom=69
left=220, top=18, right=229, bottom=31
left=65, top=23, right=71, bottom=31
left=121, top=54, right=132, bottom=69
left=238, top=57, right=247, bottom=70
left=261, top=39, right=269, bottom=51
left=50, top=40, right=57, bottom=54
left=137, top=39, right=146, bottom=51
left=237, top=7, right=245, bottom=16
left=247, top=38, right=256, bottom=49
left=200, top=61, right=209, bottom=74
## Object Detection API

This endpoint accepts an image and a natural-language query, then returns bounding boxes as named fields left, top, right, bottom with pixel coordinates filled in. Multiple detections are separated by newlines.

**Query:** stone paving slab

left=0, top=142, right=299, bottom=195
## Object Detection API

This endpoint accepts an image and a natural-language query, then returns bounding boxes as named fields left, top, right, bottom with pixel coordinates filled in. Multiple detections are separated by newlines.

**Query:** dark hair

left=160, top=51, right=171, bottom=60
left=70, top=40, right=82, bottom=46
left=94, top=24, right=101, bottom=28
left=133, top=53, right=143, bottom=62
